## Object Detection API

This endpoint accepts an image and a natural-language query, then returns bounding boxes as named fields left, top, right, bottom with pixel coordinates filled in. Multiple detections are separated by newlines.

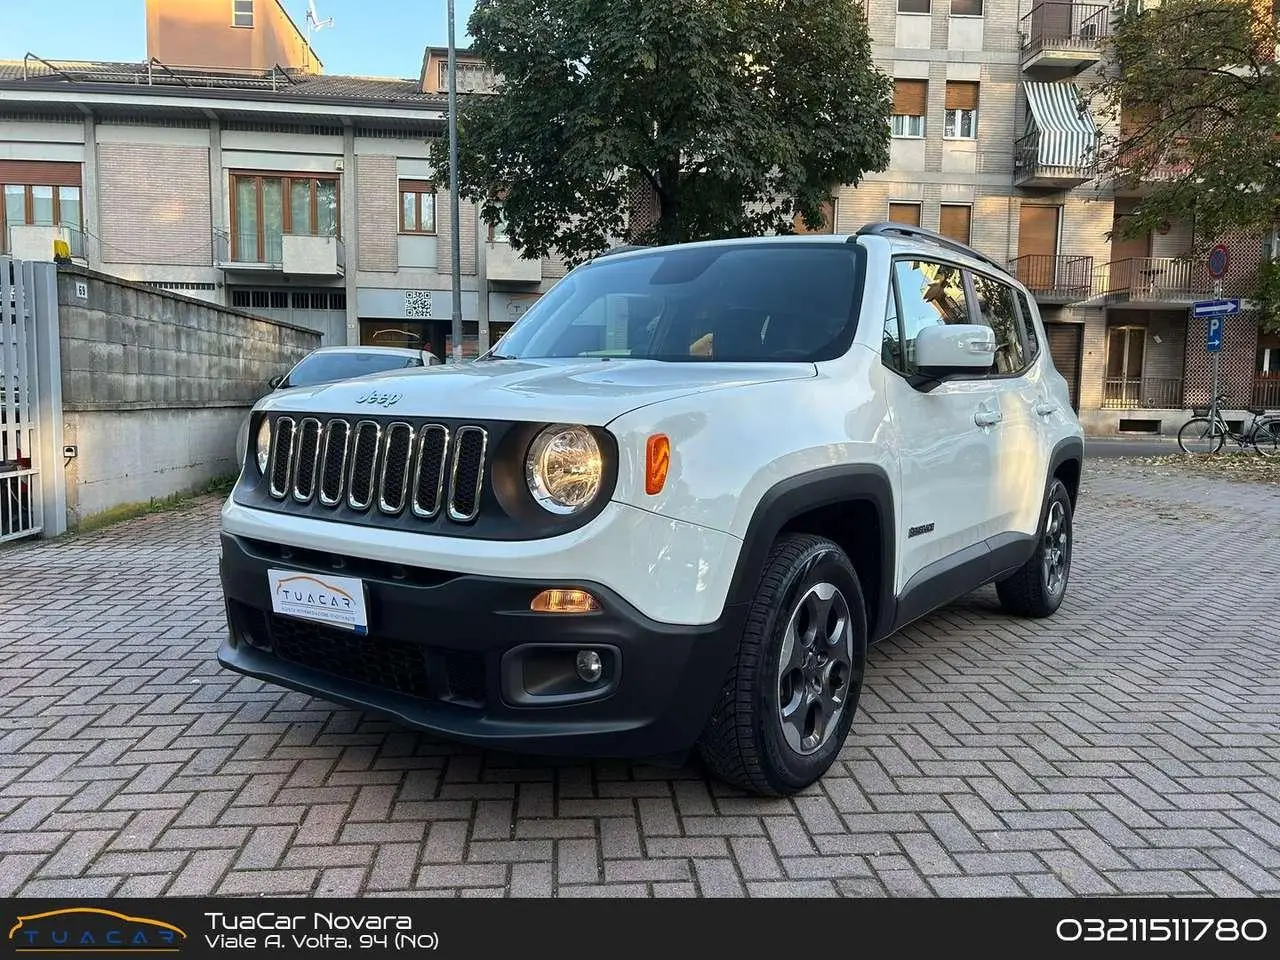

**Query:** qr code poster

left=404, top=290, right=433, bottom=318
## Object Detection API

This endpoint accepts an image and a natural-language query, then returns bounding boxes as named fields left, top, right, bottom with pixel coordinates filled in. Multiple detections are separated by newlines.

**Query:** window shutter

left=888, top=202, right=922, bottom=226
left=0, top=160, right=81, bottom=187
left=945, top=81, right=979, bottom=112
left=939, top=204, right=972, bottom=244
left=400, top=179, right=435, bottom=194
left=1017, top=203, right=1060, bottom=259
left=892, top=80, right=928, bottom=116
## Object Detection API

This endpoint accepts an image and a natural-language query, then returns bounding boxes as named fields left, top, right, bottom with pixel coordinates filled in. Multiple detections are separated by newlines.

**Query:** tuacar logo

left=9, top=908, right=187, bottom=954
left=274, top=574, right=355, bottom=610
left=355, top=389, right=402, bottom=407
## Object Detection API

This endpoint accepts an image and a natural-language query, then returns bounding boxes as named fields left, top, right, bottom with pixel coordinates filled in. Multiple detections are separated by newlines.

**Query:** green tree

left=1096, top=0, right=1280, bottom=328
left=430, top=0, right=891, bottom=266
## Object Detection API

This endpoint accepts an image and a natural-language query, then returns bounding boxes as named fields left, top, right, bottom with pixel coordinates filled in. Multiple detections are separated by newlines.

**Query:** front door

left=882, top=258, right=1002, bottom=595
left=1106, top=325, right=1146, bottom=407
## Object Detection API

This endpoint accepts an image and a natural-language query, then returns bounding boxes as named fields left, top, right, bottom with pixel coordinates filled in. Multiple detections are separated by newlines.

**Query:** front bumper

left=218, top=533, right=748, bottom=757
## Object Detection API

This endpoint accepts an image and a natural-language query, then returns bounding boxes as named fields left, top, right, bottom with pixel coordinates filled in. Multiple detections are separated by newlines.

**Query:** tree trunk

left=656, top=166, right=681, bottom=246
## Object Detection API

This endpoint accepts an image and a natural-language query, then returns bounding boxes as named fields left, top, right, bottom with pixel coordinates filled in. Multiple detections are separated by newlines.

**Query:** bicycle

left=1177, top=393, right=1280, bottom=456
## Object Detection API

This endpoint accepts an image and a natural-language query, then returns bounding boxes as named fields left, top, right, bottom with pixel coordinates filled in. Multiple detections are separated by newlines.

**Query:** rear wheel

left=996, top=478, right=1072, bottom=618
left=697, top=534, right=867, bottom=796
left=1178, top=417, right=1225, bottom=455
left=1252, top=420, right=1280, bottom=457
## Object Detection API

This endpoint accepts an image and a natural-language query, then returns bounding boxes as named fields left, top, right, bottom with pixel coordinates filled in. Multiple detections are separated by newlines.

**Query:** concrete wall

left=56, top=266, right=319, bottom=526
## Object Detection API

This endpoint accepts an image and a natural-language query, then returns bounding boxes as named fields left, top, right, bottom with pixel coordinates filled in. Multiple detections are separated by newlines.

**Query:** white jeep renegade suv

left=218, top=222, right=1083, bottom=796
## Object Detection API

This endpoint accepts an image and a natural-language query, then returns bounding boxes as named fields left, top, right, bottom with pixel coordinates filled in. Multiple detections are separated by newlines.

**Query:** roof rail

left=852, top=221, right=1006, bottom=274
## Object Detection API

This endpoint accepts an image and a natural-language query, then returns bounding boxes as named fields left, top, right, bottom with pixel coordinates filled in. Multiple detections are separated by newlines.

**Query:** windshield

left=490, top=243, right=864, bottom=362
left=282, top=352, right=421, bottom=388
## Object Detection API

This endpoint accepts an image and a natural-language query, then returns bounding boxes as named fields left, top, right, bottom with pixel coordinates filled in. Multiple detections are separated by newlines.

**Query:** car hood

left=258, top=357, right=816, bottom=425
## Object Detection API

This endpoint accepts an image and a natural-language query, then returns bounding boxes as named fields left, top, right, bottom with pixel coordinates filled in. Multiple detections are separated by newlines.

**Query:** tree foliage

left=430, top=0, right=891, bottom=266
left=1095, top=0, right=1280, bottom=326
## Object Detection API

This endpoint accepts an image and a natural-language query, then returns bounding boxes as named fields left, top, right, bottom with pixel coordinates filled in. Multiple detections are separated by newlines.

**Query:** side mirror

left=913, top=324, right=995, bottom=378
left=267, top=375, right=284, bottom=389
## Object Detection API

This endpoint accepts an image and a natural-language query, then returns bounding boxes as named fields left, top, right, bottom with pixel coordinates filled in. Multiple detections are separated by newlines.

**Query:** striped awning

left=1024, top=82, right=1098, bottom=168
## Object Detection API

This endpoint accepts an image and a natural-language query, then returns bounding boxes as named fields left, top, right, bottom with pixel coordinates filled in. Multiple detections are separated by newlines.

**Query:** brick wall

left=437, top=193, right=477, bottom=276
left=97, top=143, right=212, bottom=266
left=356, top=154, right=398, bottom=272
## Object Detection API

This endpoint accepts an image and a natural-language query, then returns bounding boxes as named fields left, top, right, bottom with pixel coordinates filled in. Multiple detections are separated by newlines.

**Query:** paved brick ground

left=2, top=462, right=1279, bottom=898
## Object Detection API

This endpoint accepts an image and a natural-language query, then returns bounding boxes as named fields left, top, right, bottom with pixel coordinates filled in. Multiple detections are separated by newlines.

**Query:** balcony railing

left=1013, top=131, right=1095, bottom=186
left=1254, top=377, right=1280, bottom=410
left=1102, top=376, right=1185, bottom=410
left=1101, top=257, right=1231, bottom=302
left=214, top=231, right=345, bottom=274
left=1010, top=254, right=1094, bottom=300
left=1020, top=2, right=1110, bottom=58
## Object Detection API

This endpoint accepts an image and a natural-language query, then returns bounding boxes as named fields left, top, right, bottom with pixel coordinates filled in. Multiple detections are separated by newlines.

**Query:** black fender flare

left=723, top=463, right=897, bottom=641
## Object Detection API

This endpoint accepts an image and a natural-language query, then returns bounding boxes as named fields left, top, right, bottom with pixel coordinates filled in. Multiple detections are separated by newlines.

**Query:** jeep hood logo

left=355, top=390, right=402, bottom=407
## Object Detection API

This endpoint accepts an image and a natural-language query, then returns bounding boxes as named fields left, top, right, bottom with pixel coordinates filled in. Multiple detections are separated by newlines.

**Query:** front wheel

left=1178, top=417, right=1225, bottom=455
left=1252, top=420, right=1280, bottom=458
left=697, top=534, right=867, bottom=796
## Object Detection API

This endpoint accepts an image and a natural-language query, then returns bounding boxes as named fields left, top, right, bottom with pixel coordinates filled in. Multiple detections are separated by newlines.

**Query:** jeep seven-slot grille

left=266, top=415, right=486, bottom=524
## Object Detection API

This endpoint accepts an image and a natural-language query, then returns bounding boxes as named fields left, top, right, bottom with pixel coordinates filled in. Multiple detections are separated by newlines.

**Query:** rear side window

left=1015, top=289, right=1041, bottom=361
left=970, top=272, right=1026, bottom=374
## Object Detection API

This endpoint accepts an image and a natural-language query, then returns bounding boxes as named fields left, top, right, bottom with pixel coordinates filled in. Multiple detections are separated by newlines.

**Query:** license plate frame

left=267, top=568, right=369, bottom=635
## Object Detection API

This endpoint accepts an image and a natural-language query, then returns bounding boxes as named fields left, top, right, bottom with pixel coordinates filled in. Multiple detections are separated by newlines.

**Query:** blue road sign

left=1206, top=316, right=1224, bottom=353
left=1192, top=299, right=1241, bottom=319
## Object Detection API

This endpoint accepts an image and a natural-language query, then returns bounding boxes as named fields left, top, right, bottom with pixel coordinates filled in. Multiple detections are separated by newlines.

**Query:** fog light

left=575, top=649, right=603, bottom=683
left=530, top=588, right=600, bottom=613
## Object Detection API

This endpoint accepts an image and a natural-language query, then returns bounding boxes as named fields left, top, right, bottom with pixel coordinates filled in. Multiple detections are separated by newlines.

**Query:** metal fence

left=1101, top=376, right=1185, bottom=410
left=1, top=258, right=42, bottom=542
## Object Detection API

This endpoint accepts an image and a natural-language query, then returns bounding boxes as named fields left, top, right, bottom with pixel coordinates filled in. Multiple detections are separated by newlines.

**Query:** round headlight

left=255, top=418, right=273, bottom=474
left=525, top=425, right=603, bottom=514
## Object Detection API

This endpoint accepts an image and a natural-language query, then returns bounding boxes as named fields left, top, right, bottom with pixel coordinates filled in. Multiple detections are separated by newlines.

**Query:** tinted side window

left=1015, top=289, right=1041, bottom=361
left=971, top=272, right=1026, bottom=374
left=893, top=259, right=970, bottom=372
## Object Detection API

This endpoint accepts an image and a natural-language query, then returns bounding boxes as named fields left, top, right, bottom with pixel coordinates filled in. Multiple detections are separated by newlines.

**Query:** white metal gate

left=1, top=257, right=44, bottom=542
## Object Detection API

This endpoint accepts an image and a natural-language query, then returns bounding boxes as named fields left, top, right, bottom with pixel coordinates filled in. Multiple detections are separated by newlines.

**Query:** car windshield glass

left=283, top=352, right=420, bottom=388
left=491, top=243, right=864, bottom=362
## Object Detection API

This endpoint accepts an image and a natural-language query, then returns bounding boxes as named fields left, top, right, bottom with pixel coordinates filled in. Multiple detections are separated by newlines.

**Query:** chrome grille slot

left=268, top=417, right=296, bottom=499
left=411, top=425, right=449, bottom=519
left=447, top=426, right=487, bottom=522
left=318, top=419, right=350, bottom=507
left=347, top=420, right=381, bottom=511
left=291, top=418, right=322, bottom=503
left=377, top=422, right=415, bottom=515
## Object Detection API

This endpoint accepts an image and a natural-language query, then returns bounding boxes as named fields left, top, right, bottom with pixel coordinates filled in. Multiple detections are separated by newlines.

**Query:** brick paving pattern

left=2, top=462, right=1278, bottom=897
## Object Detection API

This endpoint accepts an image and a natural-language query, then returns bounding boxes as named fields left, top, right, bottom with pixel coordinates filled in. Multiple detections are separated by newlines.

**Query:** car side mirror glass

left=913, top=324, right=995, bottom=378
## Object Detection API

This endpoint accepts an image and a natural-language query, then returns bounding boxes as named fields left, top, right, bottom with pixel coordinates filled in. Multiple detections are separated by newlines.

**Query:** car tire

left=995, top=477, right=1073, bottom=618
left=697, top=534, right=867, bottom=796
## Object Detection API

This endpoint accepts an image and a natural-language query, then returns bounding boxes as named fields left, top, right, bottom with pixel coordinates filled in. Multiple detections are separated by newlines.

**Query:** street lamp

left=447, top=0, right=463, bottom=364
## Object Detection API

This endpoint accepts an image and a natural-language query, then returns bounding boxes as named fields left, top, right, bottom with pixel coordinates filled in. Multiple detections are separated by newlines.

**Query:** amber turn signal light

left=645, top=434, right=670, bottom=495
left=530, top=589, right=600, bottom=614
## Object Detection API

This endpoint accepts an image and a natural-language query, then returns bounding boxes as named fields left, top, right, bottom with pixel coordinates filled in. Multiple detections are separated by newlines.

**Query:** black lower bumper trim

left=218, top=533, right=746, bottom=757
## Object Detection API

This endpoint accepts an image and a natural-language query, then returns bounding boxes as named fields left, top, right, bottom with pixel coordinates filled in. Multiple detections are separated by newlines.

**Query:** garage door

left=1046, top=322, right=1082, bottom=411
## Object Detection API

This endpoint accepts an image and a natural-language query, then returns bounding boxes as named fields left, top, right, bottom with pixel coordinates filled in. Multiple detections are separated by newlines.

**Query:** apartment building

left=2, top=0, right=1275, bottom=426
left=834, top=0, right=1278, bottom=432
left=0, top=0, right=561, bottom=360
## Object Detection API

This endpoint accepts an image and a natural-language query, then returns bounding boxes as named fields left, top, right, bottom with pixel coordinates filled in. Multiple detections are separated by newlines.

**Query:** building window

left=891, top=79, right=927, bottom=138
left=951, top=0, right=983, bottom=14
left=230, top=173, right=339, bottom=262
left=438, top=59, right=496, bottom=93
left=944, top=81, right=979, bottom=139
left=888, top=202, right=922, bottom=226
left=399, top=180, right=436, bottom=234
left=939, top=203, right=972, bottom=244
left=0, top=182, right=82, bottom=253
left=232, top=0, right=253, bottom=27
left=898, top=0, right=931, bottom=11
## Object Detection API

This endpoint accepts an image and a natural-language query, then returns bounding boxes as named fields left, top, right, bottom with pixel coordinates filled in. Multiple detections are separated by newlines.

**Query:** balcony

left=5, top=224, right=86, bottom=262
left=1014, top=83, right=1099, bottom=188
left=1102, top=377, right=1185, bottom=410
left=485, top=241, right=542, bottom=283
left=1014, top=131, right=1096, bottom=188
left=1101, top=257, right=1237, bottom=305
left=215, top=231, right=345, bottom=277
left=1255, top=376, right=1280, bottom=410
left=1020, top=2, right=1109, bottom=77
left=1010, top=254, right=1094, bottom=302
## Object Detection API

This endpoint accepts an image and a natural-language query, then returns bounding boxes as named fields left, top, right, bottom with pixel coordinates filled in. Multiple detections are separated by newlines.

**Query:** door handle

left=1035, top=401, right=1057, bottom=417
left=974, top=409, right=1003, bottom=427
